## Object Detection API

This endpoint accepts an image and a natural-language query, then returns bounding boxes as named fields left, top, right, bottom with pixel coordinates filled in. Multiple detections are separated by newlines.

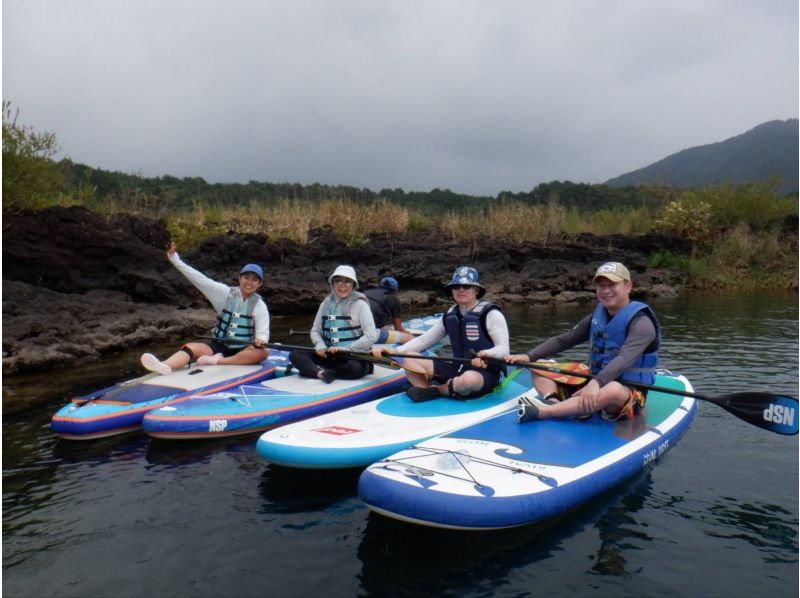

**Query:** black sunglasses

left=451, top=284, right=475, bottom=291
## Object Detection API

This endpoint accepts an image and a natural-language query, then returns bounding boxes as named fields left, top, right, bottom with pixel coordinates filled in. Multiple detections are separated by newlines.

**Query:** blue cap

left=444, top=266, right=485, bottom=298
left=240, top=263, right=263, bottom=280
left=380, top=276, right=399, bottom=292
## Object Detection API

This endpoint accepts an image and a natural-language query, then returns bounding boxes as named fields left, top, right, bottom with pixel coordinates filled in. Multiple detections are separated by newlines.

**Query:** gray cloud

left=4, top=0, right=797, bottom=196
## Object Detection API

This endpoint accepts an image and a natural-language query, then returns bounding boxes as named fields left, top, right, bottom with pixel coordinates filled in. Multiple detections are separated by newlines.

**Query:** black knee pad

left=179, top=345, right=195, bottom=362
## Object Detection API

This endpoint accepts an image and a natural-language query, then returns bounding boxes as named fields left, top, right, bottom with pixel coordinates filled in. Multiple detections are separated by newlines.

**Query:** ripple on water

left=2, top=295, right=797, bottom=597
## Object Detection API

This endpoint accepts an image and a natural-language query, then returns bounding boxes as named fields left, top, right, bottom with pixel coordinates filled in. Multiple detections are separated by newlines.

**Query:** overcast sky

left=4, top=0, right=798, bottom=196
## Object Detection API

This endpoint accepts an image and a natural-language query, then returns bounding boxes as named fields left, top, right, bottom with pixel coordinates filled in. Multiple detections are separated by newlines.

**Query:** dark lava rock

left=2, top=206, right=687, bottom=375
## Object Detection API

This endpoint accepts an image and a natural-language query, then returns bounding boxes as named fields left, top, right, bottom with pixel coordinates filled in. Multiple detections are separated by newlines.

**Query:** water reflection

left=356, top=509, right=559, bottom=596
left=258, top=466, right=361, bottom=515
left=704, top=499, right=798, bottom=557
left=354, top=467, right=663, bottom=595
left=589, top=472, right=654, bottom=578
left=2, top=293, right=797, bottom=597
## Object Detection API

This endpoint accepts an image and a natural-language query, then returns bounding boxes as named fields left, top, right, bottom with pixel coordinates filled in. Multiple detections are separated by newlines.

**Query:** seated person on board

left=288, top=265, right=379, bottom=384
left=140, top=241, right=269, bottom=375
left=507, top=261, right=660, bottom=423
left=374, top=266, right=509, bottom=402
left=363, top=275, right=415, bottom=345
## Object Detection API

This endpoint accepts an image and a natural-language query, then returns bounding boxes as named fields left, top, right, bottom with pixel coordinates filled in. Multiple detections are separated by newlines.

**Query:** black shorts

left=432, top=360, right=502, bottom=398
left=209, top=340, right=248, bottom=357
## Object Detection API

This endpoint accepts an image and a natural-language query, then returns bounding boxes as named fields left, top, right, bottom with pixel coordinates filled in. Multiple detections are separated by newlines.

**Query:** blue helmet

left=379, top=276, right=399, bottom=292
left=240, top=263, right=264, bottom=281
left=444, top=266, right=485, bottom=298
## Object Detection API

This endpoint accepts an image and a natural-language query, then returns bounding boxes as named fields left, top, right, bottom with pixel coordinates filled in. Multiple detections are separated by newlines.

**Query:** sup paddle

left=263, top=342, right=428, bottom=374
left=375, top=352, right=799, bottom=436
left=289, top=328, right=425, bottom=337
left=517, top=360, right=799, bottom=436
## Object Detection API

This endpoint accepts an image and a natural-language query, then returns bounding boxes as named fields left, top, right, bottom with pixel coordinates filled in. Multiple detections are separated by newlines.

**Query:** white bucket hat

left=328, top=265, right=359, bottom=289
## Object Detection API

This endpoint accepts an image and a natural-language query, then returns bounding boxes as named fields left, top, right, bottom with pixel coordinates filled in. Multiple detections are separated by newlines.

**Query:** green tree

left=656, top=190, right=712, bottom=258
left=2, top=101, right=66, bottom=212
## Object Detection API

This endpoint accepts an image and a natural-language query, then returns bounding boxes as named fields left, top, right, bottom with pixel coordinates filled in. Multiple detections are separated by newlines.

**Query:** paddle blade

left=531, top=361, right=590, bottom=386
left=709, top=392, right=798, bottom=436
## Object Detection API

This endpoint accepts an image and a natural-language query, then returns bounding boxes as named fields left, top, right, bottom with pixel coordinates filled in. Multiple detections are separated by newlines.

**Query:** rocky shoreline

left=2, top=205, right=690, bottom=376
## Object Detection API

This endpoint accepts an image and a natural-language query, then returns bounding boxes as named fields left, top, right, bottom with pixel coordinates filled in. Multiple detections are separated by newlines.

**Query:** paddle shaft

left=263, top=342, right=403, bottom=368
left=289, top=328, right=424, bottom=336
left=383, top=351, right=740, bottom=401
left=379, top=352, right=798, bottom=435
left=267, top=343, right=438, bottom=374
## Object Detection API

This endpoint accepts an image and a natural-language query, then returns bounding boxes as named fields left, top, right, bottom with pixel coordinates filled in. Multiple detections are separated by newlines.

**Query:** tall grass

left=440, top=201, right=568, bottom=244
left=19, top=175, right=799, bottom=290
left=165, top=198, right=409, bottom=246
left=564, top=206, right=657, bottom=236
left=687, top=224, right=798, bottom=290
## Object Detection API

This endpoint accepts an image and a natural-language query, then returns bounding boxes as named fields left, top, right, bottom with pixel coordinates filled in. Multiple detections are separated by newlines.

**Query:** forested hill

left=60, top=162, right=668, bottom=214
left=605, top=119, right=799, bottom=194
left=52, top=120, right=797, bottom=215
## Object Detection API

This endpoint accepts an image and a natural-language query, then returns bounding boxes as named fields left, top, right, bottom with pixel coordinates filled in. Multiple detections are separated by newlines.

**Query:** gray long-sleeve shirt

left=525, top=311, right=656, bottom=387
left=309, top=292, right=379, bottom=353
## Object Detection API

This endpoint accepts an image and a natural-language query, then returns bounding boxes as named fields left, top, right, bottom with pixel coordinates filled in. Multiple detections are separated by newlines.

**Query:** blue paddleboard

left=142, top=362, right=406, bottom=439
left=255, top=368, right=533, bottom=469
left=50, top=352, right=288, bottom=440
left=358, top=372, right=696, bottom=529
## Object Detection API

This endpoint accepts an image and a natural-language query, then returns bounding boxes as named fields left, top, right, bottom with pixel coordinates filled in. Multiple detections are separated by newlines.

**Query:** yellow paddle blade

left=531, top=361, right=590, bottom=386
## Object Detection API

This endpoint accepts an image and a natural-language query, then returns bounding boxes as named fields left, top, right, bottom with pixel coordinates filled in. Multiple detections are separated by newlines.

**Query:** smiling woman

left=288, top=264, right=380, bottom=384
left=138, top=241, right=270, bottom=374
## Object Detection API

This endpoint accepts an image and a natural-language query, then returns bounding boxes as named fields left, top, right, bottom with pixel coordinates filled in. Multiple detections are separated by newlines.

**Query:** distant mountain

left=605, top=119, right=798, bottom=194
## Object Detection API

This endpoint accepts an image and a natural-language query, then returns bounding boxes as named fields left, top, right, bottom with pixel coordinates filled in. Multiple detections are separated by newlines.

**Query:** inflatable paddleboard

left=404, top=313, right=449, bottom=345
left=255, top=367, right=533, bottom=469
left=358, top=372, right=696, bottom=530
left=142, top=362, right=407, bottom=440
left=50, top=351, right=289, bottom=440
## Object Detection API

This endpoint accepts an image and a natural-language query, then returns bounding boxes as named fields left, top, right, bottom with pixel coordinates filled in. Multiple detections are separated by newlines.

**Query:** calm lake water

left=3, top=293, right=798, bottom=597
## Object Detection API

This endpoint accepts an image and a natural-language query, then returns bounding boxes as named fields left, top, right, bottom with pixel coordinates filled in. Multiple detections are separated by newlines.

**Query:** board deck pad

left=255, top=367, right=534, bottom=469
left=358, top=373, right=697, bottom=530
left=142, top=363, right=407, bottom=439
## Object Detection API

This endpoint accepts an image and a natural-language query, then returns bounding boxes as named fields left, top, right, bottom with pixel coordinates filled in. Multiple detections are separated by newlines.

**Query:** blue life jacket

left=213, top=288, right=259, bottom=349
left=588, top=301, right=660, bottom=386
left=321, top=292, right=367, bottom=347
left=443, top=301, right=504, bottom=374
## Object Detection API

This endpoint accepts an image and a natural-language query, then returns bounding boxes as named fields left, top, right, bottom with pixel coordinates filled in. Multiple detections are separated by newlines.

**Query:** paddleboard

left=255, top=367, right=533, bottom=469
left=404, top=313, right=449, bottom=345
left=358, top=372, right=696, bottom=530
left=50, top=351, right=289, bottom=440
left=142, top=362, right=407, bottom=440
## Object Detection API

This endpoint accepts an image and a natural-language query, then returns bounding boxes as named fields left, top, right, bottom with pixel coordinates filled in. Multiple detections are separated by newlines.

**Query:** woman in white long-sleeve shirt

left=288, top=265, right=379, bottom=383
left=374, top=265, right=509, bottom=402
left=139, top=242, right=269, bottom=375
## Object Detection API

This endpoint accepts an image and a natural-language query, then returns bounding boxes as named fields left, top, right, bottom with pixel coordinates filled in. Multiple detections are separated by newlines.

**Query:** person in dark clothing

left=374, top=266, right=510, bottom=402
left=363, top=276, right=414, bottom=344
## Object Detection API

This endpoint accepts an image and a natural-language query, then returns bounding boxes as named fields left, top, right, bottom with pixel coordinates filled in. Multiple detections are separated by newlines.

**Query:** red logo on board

left=314, top=426, right=361, bottom=435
